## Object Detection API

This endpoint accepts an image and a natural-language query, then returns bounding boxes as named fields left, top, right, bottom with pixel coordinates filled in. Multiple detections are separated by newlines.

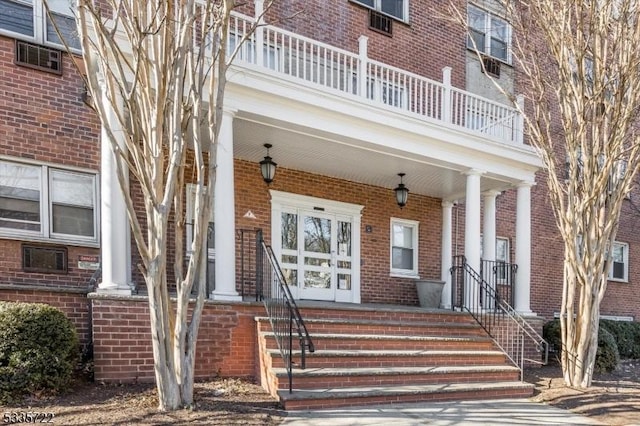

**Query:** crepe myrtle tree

left=62, top=0, right=278, bottom=411
left=454, top=0, right=640, bottom=388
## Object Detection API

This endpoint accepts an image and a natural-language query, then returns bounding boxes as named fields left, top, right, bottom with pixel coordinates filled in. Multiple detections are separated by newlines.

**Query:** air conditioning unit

left=15, top=40, right=62, bottom=75
left=369, top=10, right=393, bottom=36
left=23, top=245, right=68, bottom=273
left=482, top=55, right=501, bottom=78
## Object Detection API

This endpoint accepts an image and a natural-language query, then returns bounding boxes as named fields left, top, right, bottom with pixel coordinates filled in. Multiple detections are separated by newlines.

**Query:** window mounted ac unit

left=23, top=245, right=68, bottom=274
left=15, top=40, right=62, bottom=75
left=482, top=55, right=501, bottom=78
left=369, top=10, right=393, bottom=36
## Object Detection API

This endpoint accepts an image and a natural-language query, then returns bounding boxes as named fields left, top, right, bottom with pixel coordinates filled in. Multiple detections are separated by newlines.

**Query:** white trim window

left=608, top=241, right=628, bottom=282
left=351, top=0, right=409, bottom=22
left=0, top=159, right=98, bottom=244
left=390, top=218, right=418, bottom=277
left=0, top=0, right=81, bottom=51
left=467, top=4, right=511, bottom=64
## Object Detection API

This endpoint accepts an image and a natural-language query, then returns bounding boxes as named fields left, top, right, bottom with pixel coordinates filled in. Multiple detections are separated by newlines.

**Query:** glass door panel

left=300, top=212, right=335, bottom=300
left=280, top=212, right=298, bottom=286
left=336, top=220, right=352, bottom=291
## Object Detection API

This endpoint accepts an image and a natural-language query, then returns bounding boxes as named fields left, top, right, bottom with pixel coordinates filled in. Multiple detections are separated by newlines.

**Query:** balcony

left=227, top=12, right=524, bottom=146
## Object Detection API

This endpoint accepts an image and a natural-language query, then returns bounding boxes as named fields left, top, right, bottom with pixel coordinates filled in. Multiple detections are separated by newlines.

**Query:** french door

left=277, top=206, right=357, bottom=302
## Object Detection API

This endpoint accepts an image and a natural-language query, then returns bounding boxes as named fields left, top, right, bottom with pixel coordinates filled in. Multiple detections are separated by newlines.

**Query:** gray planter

left=415, top=280, right=445, bottom=309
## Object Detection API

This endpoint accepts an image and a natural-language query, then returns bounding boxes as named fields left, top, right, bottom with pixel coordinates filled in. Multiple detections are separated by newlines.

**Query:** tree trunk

left=147, top=260, right=181, bottom=410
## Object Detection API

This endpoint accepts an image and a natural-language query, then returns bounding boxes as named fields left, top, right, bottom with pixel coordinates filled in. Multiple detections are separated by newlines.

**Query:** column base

left=210, top=291, right=242, bottom=301
left=97, top=286, right=132, bottom=296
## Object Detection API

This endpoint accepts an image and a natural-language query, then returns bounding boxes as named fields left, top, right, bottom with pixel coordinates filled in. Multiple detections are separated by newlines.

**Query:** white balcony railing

left=228, top=12, right=524, bottom=145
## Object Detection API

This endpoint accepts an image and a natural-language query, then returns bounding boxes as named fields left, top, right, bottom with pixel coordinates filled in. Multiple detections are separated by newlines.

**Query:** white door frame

left=270, top=190, right=363, bottom=303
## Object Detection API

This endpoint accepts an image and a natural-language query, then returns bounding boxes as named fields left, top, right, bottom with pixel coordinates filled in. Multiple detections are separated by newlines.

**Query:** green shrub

left=542, top=318, right=625, bottom=372
left=600, top=319, right=640, bottom=359
left=0, top=302, right=79, bottom=403
left=543, top=319, right=562, bottom=355
left=595, top=327, right=620, bottom=373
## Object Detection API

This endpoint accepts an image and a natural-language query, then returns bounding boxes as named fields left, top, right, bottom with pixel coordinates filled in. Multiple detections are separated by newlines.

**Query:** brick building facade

left=0, top=0, right=637, bottom=385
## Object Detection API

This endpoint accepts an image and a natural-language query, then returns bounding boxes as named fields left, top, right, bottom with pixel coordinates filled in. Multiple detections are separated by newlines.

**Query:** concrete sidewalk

left=281, top=399, right=602, bottom=425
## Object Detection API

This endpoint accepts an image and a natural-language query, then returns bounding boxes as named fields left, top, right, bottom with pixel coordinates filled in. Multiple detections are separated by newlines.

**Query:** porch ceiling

left=233, top=115, right=512, bottom=201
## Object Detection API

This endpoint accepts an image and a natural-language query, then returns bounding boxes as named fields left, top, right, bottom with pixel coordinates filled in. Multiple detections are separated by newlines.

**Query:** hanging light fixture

left=260, top=143, right=277, bottom=184
left=394, top=173, right=409, bottom=208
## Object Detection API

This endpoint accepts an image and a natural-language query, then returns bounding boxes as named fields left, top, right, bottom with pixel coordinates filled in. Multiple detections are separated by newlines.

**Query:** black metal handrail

left=257, top=230, right=314, bottom=393
left=480, top=259, right=516, bottom=307
left=451, top=255, right=548, bottom=379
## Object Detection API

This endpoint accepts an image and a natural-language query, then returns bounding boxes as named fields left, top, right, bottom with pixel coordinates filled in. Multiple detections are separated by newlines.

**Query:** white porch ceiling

left=233, top=114, right=513, bottom=201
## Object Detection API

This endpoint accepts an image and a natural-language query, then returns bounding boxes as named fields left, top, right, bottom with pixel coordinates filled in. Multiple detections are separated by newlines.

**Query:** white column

left=515, top=182, right=533, bottom=313
left=440, top=201, right=454, bottom=309
left=212, top=109, right=241, bottom=301
left=464, top=170, right=483, bottom=307
left=482, top=190, right=500, bottom=309
left=482, top=191, right=499, bottom=263
left=98, top=88, right=131, bottom=295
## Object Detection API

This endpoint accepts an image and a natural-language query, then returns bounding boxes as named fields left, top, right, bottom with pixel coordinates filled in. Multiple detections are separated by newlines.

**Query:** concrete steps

left=256, top=305, right=533, bottom=410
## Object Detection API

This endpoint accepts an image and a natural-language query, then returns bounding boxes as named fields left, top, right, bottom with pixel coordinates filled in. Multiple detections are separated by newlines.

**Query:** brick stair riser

left=282, top=387, right=534, bottom=410
left=262, top=336, right=495, bottom=351
left=274, top=371, right=522, bottom=390
left=298, top=310, right=477, bottom=325
left=300, top=324, right=486, bottom=337
left=268, top=353, right=509, bottom=369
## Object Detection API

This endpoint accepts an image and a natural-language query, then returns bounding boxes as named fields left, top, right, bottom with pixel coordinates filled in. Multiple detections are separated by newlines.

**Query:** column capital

left=516, top=180, right=536, bottom=189
left=223, top=107, right=238, bottom=118
left=462, top=168, right=485, bottom=177
left=482, top=189, right=502, bottom=198
left=441, top=200, right=456, bottom=208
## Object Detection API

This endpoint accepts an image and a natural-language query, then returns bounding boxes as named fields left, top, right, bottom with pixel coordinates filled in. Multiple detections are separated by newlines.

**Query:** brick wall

left=234, top=159, right=443, bottom=306
left=0, top=239, right=100, bottom=289
left=0, top=36, right=100, bottom=167
left=0, top=34, right=101, bottom=290
left=91, top=296, right=264, bottom=382
left=0, top=287, right=90, bottom=346
left=238, top=0, right=467, bottom=88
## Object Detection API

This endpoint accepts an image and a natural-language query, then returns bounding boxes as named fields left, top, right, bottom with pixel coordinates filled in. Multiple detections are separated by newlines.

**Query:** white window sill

left=0, top=232, right=100, bottom=248
left=607, top=277, right=628, bottom=283
left=390, top=272, right=420, bottom=280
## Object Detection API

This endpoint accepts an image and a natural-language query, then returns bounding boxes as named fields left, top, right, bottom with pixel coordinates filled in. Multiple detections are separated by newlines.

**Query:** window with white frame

left=390, top=218, right=418, bottom=276
left=0, top=159, right=98, bottom=243
left=185, top=184, right=214, bottom=258
left=480, top=235, right=510, bottom=280
left=608, top=241, right=628, bottom=282
left=0, top=0, right=80, bottom=51
left=467, top=4, right=511, bottom=63
left=351, top=0, right=409, bottom=22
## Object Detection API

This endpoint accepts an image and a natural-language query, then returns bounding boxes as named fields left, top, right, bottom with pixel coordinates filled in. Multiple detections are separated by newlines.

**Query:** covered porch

left=95, top=7, right=541, bottom=315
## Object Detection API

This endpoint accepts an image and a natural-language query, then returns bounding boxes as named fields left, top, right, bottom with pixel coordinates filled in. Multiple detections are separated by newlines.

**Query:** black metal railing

left=480, top=259, right=517, bottom=307
left=237, top=228, right=263, bottom=300
left=257, top=230, right=314, bottom=393
left=451, top=255, right=548, bottom=379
